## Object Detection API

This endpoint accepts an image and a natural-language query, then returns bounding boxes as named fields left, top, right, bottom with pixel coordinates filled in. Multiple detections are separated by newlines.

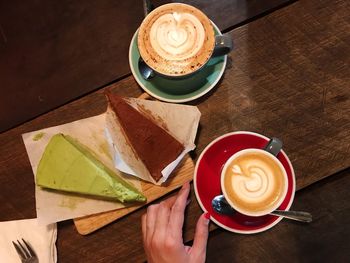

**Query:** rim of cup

left=220, top=148, right=289, bottom=217
left=137, top=3, right=217, bottom=78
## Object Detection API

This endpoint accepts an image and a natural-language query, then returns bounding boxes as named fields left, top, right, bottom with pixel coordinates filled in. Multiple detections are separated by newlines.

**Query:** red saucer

left=194, top=131, right=296, bottom=234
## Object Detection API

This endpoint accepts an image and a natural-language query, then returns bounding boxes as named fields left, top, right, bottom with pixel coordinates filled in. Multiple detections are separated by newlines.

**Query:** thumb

left=191, top=213, right=210, bottom=260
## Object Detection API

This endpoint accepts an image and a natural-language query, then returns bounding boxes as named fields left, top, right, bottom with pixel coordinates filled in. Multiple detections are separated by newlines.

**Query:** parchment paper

left=22, top=114, right=142, bottom=225
left=22, top=98, right=201, bottom=224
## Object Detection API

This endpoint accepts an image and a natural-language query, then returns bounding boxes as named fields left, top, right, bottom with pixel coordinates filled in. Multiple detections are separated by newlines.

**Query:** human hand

left=141, top=182, right=210, bottom=263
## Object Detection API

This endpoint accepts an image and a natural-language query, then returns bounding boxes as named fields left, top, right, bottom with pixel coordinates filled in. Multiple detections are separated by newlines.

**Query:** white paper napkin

left=0, top=218, right=57, bottom=263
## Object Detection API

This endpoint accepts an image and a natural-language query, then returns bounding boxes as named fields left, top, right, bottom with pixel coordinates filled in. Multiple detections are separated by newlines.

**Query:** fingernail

left=204, top=212, right=210, bottom=224
left=186, top=198, right=191, bottom=206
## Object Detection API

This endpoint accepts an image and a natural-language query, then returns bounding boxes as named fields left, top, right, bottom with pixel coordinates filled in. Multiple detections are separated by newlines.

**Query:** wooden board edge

left=74, top=156, right=195, bottom=235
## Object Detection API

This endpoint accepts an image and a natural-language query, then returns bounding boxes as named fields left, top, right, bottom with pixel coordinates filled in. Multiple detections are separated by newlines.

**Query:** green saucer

left=129, top=23, right=227, bottom=103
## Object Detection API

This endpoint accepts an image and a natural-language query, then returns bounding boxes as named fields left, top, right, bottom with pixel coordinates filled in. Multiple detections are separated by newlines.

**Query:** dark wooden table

left=1, top=0, right=349, bottom=262
left=0, top=0, right=291, bottom=132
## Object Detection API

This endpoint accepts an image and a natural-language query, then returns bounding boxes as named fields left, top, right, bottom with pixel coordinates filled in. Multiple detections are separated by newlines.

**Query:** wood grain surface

left=0, top=0, right=349, bottom=262
left=152, top=0, right=294, bottom=32
left=0, top=0, right=145, bottom=133
left=0, top=0, right=292, bottom=132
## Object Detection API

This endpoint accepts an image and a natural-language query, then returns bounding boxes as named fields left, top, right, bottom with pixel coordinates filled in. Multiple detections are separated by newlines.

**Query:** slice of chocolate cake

left=105, top=93, right=184, bottom=182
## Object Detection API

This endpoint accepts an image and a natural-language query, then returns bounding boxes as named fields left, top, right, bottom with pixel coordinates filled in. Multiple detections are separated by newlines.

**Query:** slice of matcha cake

left=36, top=133, right=146, bottom=203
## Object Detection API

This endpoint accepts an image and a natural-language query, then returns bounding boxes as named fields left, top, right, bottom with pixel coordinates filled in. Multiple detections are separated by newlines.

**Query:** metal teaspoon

left=212, top=195, right=312, bottom=223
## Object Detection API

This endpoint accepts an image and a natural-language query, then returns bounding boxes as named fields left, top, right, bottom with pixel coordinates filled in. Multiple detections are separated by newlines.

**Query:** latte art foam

left=138, top=3, right=215, bottom=76
left=223, top=151, right=287, bottom=216
left=230, top=163, right=276, bottom=204
left=150, top=12, right=205, bottom=60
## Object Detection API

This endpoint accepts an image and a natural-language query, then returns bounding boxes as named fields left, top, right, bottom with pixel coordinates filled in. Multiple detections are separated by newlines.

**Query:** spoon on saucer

left=212, top=195, right=312, bottom=223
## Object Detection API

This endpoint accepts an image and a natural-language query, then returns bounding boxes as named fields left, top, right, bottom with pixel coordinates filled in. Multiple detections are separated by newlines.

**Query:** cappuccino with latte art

left=137, top=3, right=215, bottom=77
left=221, top=149, right=288, bottom=217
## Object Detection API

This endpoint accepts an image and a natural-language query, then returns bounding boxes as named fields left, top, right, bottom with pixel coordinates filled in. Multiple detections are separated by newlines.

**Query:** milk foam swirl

left=230, top=162, right=275, bottom=204
left=150, top=12, right=205, bottom=61
left=138, top=3, right=215, bottom=76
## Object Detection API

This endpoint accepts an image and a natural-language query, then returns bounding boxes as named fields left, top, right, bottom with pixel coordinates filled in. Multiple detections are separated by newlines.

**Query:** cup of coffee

left=137, top=3, right=233, bottom=79
left=221, top=148, right=288, bottom=217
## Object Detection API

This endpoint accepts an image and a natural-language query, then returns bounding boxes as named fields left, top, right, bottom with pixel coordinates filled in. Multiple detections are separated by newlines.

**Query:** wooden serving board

left=73, top=155, right=195, bottom=235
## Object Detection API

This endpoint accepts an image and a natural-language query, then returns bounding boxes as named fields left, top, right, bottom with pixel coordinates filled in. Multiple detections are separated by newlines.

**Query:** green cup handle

left=212, top=35, right=233, bottom=57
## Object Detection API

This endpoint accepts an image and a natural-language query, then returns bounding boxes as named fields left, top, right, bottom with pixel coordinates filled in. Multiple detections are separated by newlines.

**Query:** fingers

left=153, top=201, right=171, bottom=242
left=184, top=246, right=192, bottom=253
left=162, top=194, right=177, bottom=208
left=191, top=213, right=210, bottom=260
left=168, top=182, right=191, bottom=240
left=142, top=183, right=191, bottom=250
left=142, top=213, right=154, bottom=261
left=144, top=204, right=159, bottom=245
left=162, top=182, right=190, bottom=209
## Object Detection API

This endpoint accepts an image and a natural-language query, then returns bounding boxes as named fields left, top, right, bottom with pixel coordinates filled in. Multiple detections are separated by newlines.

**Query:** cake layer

left=106, top=93, right=184, bottom=181
left=36, top=133, right=146, bottom=203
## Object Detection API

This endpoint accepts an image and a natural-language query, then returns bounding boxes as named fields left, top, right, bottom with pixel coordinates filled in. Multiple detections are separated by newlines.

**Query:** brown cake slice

left=105, top=93, right=184, bottom=182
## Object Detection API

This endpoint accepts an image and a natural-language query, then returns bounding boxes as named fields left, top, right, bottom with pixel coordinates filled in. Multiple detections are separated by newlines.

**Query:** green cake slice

left=36, top=133, right=146, bottom=203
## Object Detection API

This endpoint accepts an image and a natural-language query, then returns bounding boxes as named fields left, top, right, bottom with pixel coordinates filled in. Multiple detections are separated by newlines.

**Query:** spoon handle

left=271, top=210, right=312, bottom=223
